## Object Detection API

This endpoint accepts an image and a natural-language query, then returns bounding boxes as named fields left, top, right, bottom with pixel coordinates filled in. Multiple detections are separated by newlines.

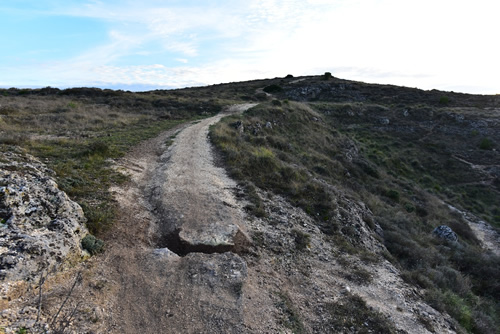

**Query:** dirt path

left=446, top=203, right=500, bottom=256
left=149, top=106, right=254, bottom=254
left=80, top=102, right=458, bottom=334
left=94, top=104, right=256, bottom=333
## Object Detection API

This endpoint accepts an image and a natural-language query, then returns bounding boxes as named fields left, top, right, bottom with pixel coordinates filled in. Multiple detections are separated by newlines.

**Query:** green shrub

left=82, top=202, right=115, bottom=235
left=292, top=229, right=311, bottom=251
left=250, top=147, right=279, bottom=172
left=86, top=140, right=110, bottom=156
left=479, top=138, right=493, bottom=150
left=263, top=84, right=283, bottom=93
left=443, top=291, right=474, bottom=331
left=439, top=96, right=450, bottom=105
left=81, top=234, right=104, bottom=255
left=382, top=189, right=400, bottom=202
left=404, top=202, right=415, bottom=213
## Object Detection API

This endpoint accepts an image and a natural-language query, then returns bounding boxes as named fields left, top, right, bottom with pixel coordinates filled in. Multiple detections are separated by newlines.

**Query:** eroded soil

left=61, top=104, right=459, bottom=333
left=94, top=104, right=256, bottom=333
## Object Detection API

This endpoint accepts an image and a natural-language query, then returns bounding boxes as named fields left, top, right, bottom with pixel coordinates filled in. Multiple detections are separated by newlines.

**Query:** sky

left=1, top=0, right=499, bottom=94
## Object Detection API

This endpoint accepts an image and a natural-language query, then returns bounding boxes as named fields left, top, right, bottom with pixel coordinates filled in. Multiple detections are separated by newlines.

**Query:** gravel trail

left=95, top=104, right=257, bottom=333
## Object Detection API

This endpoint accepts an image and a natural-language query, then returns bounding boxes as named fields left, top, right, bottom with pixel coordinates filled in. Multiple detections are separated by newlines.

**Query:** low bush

left=86, top=140, right=109, bottom=156
left=479, top=138, right=493, bottom=150
left=439, top=96, right=450, bottom=105
left=382, top=189, right=400, bottom=202
left=81, top=234, right=104, bottom=255
left=263, top=84, right=283, bottom=93
left=275, top=292, right=305, bottom=334
left=326, top=294, right=397, bottom=333
left=292, top=229, right=310, bottom=251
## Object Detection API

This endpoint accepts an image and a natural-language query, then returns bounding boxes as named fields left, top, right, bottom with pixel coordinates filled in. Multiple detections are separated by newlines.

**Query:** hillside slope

left=0, top=75, right=499, bottom=333
left=210, top=76, right=500, bottom=333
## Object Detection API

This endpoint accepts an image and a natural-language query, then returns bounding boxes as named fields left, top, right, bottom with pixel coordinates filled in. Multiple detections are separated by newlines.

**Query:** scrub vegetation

left=210, top=76, right=500, bottom=333
left=1, top=75, right=499, bottom=333
left=0, top=87, right=227, bottom=234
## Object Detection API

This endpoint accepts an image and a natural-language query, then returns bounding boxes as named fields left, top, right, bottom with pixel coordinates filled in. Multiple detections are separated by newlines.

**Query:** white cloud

left=3, top=0, right=499, bottom=93
left=165, top=41, right=198, bottom=57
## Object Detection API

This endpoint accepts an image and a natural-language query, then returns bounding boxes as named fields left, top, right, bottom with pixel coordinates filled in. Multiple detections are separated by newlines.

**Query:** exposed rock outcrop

left=0, top=149, right=88, bottom=282
left=432, top=225, right=458, bottom=242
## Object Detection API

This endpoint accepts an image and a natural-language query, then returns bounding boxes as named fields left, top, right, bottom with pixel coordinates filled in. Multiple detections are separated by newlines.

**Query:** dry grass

left=1, top=89, right=224, bottom=235
left=2, top=77, right=499, bottom=333
left=210, top=97, right=500, bottom=333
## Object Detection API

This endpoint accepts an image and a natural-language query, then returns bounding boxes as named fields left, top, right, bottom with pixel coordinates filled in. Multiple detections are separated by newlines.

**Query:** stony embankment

left=0, top=148, right=88, bottom=332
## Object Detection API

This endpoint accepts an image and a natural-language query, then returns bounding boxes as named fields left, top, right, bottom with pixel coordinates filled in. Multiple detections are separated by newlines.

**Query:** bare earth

left=95, top=104, right=256, bottom=333
left=80, top=104, right=459, bottom=333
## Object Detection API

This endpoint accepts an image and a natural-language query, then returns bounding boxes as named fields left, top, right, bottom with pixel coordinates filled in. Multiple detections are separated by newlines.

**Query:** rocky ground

left=91, top=105, right=456, bottom=333
left=1, top=103, right=497, bottom=333
left=0, top=149, right=88, bottom=332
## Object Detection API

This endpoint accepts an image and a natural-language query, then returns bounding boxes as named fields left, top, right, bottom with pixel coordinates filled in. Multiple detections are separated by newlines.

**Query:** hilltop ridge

left=0, top=74, right=499, bottom=333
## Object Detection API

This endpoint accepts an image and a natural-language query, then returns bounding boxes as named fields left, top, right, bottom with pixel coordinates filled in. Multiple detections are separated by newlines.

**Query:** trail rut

left=150, top=106, right=254, bottom=254
left=84, top=102, right=457, bottom=334
left=97, top=104, right=256, bottom=333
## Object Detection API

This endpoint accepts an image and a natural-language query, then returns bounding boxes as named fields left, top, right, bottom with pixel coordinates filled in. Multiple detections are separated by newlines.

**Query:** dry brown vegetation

left=0, top=87, right=228, bottom=234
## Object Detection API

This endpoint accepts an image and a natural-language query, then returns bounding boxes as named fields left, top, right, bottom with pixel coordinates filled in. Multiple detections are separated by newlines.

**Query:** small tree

left=322, top=72, right=333, bottom=80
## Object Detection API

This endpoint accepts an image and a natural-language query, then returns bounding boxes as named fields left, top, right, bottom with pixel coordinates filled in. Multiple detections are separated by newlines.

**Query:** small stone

left=432, top=225, right=458, bottom=242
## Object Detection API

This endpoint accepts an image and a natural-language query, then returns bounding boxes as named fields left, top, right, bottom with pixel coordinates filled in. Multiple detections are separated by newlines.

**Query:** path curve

left=150, top=104, right=257, bottom=254
left=96, top=104, right=257, bottom=333
left=78, top=102, right=457, bottom=334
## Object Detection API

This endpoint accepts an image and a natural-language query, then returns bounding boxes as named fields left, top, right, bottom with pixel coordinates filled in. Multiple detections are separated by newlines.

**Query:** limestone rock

left=0, top=149, right=88, bottom=282
left=432, top=225, right=458, bottom=242
left=231, top=120, right=244, bottom=134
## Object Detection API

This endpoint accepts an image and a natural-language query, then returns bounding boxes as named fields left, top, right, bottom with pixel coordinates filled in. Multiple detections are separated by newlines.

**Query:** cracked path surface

left=94, top=104, right=256, bottom=334
left=84, top=102, right=456, bottom=334
left=150, top=104, right=256, bottom=253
